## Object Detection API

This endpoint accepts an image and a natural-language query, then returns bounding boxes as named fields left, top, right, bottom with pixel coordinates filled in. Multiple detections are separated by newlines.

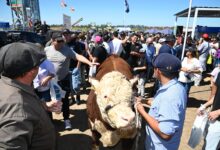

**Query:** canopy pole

left=174, top=16, right=178, bottom=36
left=191, top=8, right=198, bottom=40
left=181, top=0, right=193, bottom=60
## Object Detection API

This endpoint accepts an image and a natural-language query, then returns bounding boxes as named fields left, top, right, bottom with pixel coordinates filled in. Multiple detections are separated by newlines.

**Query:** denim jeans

left=146, top=65, right=154, bottom=81
left=180, top=82, right=194, bottom=97
left=70, top=68, right=81, bottom=94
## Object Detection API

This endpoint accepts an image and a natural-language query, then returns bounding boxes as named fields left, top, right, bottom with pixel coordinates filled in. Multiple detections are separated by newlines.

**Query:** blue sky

left=1, top=0, right=220, bottom=27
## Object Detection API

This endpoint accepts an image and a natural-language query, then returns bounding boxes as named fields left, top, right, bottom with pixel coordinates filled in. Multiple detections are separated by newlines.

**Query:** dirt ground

left=53, top=78, right=211, bottom=150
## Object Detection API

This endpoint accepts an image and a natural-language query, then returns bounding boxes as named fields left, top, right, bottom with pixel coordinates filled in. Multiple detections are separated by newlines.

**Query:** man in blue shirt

left=158, top=35, right=175, bottom=55
left=145, top=37, right=156, bottom=82
left=136, top=53, right=187, bottom=150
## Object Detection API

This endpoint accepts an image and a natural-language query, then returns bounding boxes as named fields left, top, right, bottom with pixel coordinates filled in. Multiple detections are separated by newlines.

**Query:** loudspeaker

left=176, top=26, right=183, bottom=36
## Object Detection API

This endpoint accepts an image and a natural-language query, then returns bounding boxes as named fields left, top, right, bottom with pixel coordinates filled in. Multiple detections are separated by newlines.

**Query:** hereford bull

left=87, top=55, right=138, bottom=150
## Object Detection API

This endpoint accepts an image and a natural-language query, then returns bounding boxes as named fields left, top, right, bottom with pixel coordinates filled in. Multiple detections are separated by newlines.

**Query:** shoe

left=75, top=99, right=80, bottom=105
left=64, top=119, right=72, bottom=130
left=69, top=95, right=75, bottom=106
left=76, top=95, right=80, bottom=105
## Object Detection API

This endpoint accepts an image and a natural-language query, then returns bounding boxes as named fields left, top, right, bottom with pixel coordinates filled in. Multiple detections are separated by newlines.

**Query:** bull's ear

left=89, top=77, right=100, bottom=93
left=129, top=76, right=139, bottom=87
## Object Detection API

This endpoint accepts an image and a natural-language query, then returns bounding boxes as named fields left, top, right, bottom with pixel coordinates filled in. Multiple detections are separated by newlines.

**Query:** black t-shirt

left=120, top=42, right=131, bottom=61
left=68, top=41, right=83, bottom=69
left=92, top=45, right=108, bottom=64
left=133, top=54, right=147, bottom=77
left=212, top=73, right=220, bottom=121
left=127, top=43, right=142, bottom=68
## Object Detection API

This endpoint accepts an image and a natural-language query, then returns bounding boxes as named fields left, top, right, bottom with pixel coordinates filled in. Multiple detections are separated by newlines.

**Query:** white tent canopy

left=174, top=6, right=220, bottom=60
left=174, top=7, right=220, bottom=39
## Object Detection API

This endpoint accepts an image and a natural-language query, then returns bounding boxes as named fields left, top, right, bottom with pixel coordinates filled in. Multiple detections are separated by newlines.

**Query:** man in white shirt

left=109, top=31, right=124, bottom=56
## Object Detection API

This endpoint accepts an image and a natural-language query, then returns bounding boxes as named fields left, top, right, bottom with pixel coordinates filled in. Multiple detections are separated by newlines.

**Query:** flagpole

left=181, top=0, right=193, bottom=60
left=124, top=0, right=129, bottom=30
left=123, top=11, right=125, bottom=29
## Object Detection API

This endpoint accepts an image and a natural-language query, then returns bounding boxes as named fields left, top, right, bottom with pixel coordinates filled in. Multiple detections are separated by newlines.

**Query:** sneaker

left=64, top=119, right=72, bottom=130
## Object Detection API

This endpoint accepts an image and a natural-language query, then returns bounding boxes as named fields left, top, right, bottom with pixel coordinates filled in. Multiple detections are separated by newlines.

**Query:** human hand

left=145, top=98, right=153, bottom=106
left=186, top=69, right=192, bottom=73
left=125, top=36, right=129, bottom=41
left=181, top=67, right=188, bottom=72
left=133, top=68, right=138, bottom=71
left=40, top=77, right=50, bottom=86
left=135, top=97, right=145, bottom=113
left=46, top=100, right=63, bottom=113
left=208, top=110, right=220, bottom=121
left=89, top=62, right=100, bottom=67
left=197, top=104, right=206, bottom=116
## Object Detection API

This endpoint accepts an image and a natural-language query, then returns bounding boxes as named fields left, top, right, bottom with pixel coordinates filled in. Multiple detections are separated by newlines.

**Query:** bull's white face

left=90, top=71, right=136, bottom=130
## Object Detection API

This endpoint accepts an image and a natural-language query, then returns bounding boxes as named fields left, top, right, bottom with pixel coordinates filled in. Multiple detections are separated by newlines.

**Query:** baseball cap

left=62, top=29, right=71, bottom=34
left=0, top=42, right=46, bottom=78
left=152, top=53, right=181, bottom=73
left=95, top=36, right=103, bottom=43
left=165, top=35, right=175, bottom=42
left=51, top=32, right=64, bottom=41
left=202, top=33, right=209, bottom=39
left=158, top=38, right=166, bottom=43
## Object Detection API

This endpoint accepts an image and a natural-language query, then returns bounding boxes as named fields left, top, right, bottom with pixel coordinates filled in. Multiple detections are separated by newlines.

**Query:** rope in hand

left=134, top=99, right=150, bottom=129
left=133, top=97, right=150, bottom=150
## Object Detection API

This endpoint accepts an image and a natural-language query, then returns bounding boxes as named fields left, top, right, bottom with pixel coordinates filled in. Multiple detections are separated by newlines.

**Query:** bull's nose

left=121, top=113, right=135, bottom=124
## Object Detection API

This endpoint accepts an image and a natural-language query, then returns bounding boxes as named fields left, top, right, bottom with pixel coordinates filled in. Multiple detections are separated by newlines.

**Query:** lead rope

left=134, top=101, right=150, bottom=150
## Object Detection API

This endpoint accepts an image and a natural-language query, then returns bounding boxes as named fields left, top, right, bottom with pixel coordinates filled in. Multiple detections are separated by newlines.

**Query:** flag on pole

left=125, top=0, right=129, bottom=13
left=70, top=6, right=75, bottom=12
left=28, top=19, right=33, bottom=28
left=61, top=0, right=67, bottom=7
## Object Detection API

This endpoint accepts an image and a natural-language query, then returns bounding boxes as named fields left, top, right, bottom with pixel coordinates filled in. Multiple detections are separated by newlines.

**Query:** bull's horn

left=129, top=77, right=139, bottom=86
left=89, top=77, right=100, bottom=93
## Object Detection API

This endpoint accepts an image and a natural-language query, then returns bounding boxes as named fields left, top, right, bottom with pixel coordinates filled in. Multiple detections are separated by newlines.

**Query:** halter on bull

left=87, top=55, right=141, bottom=150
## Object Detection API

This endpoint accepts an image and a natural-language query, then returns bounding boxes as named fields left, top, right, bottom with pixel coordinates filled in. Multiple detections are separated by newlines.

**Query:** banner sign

left=63, top=14, right=71, bottom=30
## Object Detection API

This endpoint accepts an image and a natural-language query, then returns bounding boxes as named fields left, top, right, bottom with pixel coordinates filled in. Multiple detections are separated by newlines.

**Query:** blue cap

left=152, top=53, right=181, bottom=73
left=159, top=44, right=172, bottom=54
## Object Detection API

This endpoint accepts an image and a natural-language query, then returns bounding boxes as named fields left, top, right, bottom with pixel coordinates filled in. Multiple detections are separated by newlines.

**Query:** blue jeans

left=180, top=82, right=194, bottom=97
left=70, top=68, right=81, bottom=94
left=146, top=65, right=153, bottom=81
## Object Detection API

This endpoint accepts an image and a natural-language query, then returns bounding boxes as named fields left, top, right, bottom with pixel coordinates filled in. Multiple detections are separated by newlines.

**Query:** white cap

left=158, top=38, right=166, bottom=43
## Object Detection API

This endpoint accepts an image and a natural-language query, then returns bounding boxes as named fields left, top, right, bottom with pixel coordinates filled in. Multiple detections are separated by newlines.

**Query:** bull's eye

left=105, top=104, right=112, bottom=112
left=104, top=95, right=107, bottom=98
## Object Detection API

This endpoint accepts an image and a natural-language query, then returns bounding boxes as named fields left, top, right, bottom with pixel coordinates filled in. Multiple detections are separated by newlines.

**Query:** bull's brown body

left=87, top=55, right=136, bottom=150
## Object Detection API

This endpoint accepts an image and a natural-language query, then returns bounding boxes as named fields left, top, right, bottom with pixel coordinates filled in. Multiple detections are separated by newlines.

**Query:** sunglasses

left=57, top=40, right=64, bottom=43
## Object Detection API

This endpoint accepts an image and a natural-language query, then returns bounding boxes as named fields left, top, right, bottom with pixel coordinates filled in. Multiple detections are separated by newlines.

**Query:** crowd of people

left=0, top=27, right=220, bottom=150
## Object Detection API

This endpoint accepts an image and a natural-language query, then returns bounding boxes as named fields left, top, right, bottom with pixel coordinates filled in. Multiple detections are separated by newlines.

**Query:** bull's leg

left=88, top=119, right=101, bottom=150
left=92, top=131, right=101, bottom=146
left=92, top=143, right=99, bottom=150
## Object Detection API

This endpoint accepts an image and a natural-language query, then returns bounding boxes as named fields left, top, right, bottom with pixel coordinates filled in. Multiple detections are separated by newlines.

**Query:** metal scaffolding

left=9, top=0, right=41, bottom=30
